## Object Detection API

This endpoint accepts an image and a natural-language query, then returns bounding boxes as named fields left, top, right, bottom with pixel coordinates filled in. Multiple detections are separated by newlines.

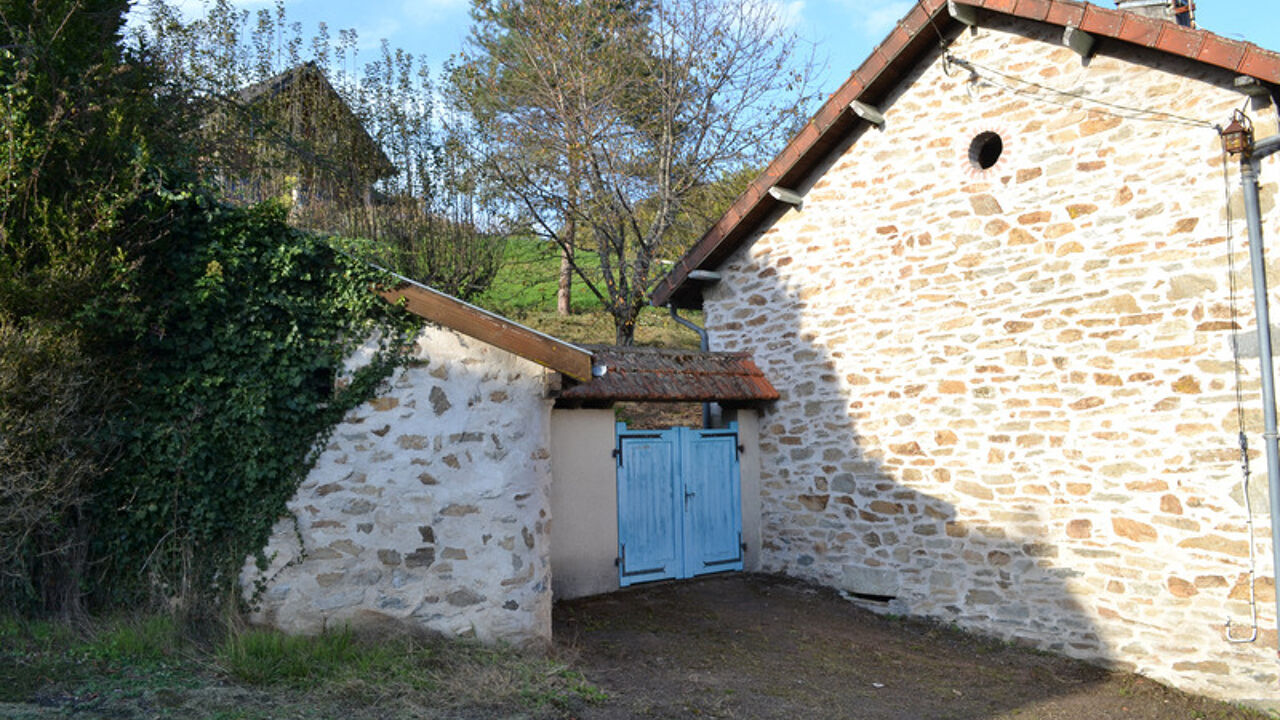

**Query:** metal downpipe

left=668, top=305, right=713, bottom=429
left=1240, top=133, right=1280, bottom=653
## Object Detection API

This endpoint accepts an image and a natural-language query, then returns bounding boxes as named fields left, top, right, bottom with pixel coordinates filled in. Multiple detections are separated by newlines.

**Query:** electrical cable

left=945, top=53, right=1217, bottom=129
left=1221, top=127, right=1261, bottom=643
left=923, top=5, right=951, bottom=52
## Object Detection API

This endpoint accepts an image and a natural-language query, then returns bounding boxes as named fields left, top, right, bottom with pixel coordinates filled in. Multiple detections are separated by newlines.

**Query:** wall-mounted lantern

left=1222, top=111, right=1254, bottom=156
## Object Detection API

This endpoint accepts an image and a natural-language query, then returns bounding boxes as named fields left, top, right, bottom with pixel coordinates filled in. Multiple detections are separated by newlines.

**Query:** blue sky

left=130, top=0, right=1280, bottom=98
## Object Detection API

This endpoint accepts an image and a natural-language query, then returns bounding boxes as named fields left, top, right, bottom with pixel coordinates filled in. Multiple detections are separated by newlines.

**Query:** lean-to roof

left=378, top=280, right=595, bottom=382
left=555, top=345, right=778, bottom=404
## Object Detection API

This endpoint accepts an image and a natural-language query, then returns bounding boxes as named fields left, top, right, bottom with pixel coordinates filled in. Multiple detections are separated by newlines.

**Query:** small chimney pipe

left=1114, top=0, right=1194, bottom=27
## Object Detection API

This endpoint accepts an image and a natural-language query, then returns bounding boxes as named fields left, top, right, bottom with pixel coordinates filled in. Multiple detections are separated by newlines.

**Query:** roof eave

left=650, top=0, right=1280, bottom=308
left=378, top=280, right=594, bottom=381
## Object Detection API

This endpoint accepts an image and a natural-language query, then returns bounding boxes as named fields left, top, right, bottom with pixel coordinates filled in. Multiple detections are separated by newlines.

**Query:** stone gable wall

left=703, top=15, right=1280, bottom=702
left=242, top=323, right=554, bottom=646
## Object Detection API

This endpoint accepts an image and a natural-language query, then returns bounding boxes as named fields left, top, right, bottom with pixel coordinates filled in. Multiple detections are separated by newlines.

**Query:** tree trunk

left=614, top=303, right=638, bottom=346
left=557, top=244, right=572, bottom=315
left=558, top=152, right=579, bottom=316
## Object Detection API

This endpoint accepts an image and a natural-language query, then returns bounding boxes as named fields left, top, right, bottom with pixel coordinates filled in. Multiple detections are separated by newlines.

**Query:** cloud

left=861, top=0, right=914, bottom=38
left=766, top=0, right=807, bottom=29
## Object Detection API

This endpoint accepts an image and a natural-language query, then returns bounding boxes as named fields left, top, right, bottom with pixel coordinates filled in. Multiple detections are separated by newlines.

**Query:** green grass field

left=473, top=237, right=703, bottom=349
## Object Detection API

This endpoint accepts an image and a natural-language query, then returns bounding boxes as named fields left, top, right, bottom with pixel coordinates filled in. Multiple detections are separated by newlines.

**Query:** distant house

left=654, top=0, right=1280, bottom=705
left=211, top=62, right=396, bottom=218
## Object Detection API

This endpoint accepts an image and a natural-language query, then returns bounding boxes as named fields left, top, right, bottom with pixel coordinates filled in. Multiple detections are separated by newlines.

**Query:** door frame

left=615, top=422, right=744, bottom=586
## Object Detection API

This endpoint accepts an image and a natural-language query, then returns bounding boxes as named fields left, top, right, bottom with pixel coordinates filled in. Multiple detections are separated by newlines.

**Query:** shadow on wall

left=743, top=315, right=1102, bottom=659
left=700, top=13, right=1280, bottom=703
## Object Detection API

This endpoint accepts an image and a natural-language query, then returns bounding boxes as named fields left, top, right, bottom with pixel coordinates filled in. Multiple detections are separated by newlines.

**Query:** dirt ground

left=554, top=573, right=1270, bottom=720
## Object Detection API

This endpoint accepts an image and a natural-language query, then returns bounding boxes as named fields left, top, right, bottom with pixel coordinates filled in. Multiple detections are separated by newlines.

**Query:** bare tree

left=452, top=0, right=651, bottom=316
left=455, top=0, right=815, bottom=343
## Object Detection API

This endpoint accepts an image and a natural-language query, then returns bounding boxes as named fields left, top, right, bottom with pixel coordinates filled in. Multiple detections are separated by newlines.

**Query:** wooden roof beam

left=378, top=282, right=594, bottom=382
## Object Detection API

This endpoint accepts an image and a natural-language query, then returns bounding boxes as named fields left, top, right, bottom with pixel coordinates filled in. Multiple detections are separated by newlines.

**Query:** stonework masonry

left=703, top=16, right=1280, bottom=702
left=243, top=323, right=554, bottom=646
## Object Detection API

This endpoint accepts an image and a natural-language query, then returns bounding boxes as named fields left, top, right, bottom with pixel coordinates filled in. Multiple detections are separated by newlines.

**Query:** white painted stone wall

left=242, top=323, right=554, bottom=646
left=703, top=15, right=1280, bottom=703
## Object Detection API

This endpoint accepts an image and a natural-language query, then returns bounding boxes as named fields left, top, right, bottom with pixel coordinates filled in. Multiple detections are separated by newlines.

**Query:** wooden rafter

left=378, top=282, right=594, bottom=382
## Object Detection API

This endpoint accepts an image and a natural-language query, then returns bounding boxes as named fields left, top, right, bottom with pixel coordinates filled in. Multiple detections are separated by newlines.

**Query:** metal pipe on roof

left=669, top=305, right=714, bottom=429
left=1236, top=130, right=1280, bottom=653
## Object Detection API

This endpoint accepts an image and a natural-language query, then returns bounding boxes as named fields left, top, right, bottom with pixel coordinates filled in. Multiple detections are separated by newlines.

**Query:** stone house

left=652, top=0, right=1280, bottom=704
left=243, top=279, right=776, bottom=645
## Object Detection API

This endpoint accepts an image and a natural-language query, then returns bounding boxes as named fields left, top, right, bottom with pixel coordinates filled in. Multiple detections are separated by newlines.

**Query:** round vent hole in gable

left=969, top=131, right=1003, bottom=170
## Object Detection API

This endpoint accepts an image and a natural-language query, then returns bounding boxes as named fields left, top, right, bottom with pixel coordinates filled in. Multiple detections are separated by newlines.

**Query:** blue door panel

left=617, top=423, right=742, bottom=586
left=617, top=432, right=681, bottom=586
left=683, top=430, right=743, bottom=577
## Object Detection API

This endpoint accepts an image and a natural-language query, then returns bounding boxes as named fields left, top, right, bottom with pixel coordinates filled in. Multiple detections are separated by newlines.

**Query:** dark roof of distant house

left=238, top=61, right=395, bottom=179
left=650, top=0, right=1280, bottom=309
left=238, top=61, right=329, bottom=103
left=556, top=345, right=779, bottom=404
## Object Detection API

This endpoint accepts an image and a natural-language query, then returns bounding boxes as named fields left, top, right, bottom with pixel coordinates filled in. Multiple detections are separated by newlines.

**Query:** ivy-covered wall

left=92, top=197, right=413, bottom=610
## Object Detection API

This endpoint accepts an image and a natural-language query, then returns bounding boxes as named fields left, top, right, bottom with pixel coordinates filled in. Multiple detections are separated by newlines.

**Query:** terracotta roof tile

left=1014, top=0, right=1053, bottom=22
left=865, top=47, right=895, bottom=80
left=1118, top=14, right=1162, bottom=46
left=1043, top=1, right=1084, bottom=27
left=651, top=0, right=1280, bottom=309
left=882, top=25, right=913, bottom=59
left=1196, top=34, right=1248, bottom=70
left=1240, top=48, right=1280, bottom=81
left=1079, top=4, right=1124, bottom=35
left=902, top=4, right=932, bottom=36
left=1155, top=24, right=1204, bottom=57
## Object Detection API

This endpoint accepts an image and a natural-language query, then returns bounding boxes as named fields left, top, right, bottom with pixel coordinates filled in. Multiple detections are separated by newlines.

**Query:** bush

left=0, top=323, right=105, bottom=611
left=90, top=196, right=415, bottom=612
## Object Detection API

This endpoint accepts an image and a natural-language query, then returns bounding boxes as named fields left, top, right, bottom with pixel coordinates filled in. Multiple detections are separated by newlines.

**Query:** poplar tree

left=452, top=0, right=652, bottom=317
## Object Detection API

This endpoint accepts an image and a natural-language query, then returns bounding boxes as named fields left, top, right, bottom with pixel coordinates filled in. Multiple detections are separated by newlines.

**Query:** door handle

left=684, top=488, right=696, bottom=508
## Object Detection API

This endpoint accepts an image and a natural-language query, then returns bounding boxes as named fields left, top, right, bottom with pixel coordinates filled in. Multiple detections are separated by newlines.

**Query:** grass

left=474, top=236, right=606, bottom=316
left=473, top=236, right=703, bottom=349
left=0, top=612, right=605, bottom=719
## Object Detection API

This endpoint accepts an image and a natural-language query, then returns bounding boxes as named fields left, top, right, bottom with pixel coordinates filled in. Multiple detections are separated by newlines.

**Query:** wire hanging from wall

left=944, top=53, right=1217, bottom=129
left=1220, top=134, right=1261, bottom=644
left=943, top=37, right=1264, bottom=644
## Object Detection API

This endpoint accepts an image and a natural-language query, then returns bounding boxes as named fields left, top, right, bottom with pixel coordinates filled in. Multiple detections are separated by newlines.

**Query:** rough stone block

left=842, top=565, right=898, bottom=597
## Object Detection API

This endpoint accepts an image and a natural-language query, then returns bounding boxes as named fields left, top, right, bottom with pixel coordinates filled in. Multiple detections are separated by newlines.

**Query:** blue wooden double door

left=616, top=422, right=743, bottom=586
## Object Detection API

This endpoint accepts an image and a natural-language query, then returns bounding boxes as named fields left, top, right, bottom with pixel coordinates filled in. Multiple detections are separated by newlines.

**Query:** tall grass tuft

left=85, top=614, right=183, bottom=662
left=4, top=613, right=606, bottom=716
left=218, top=626, right=363, bottom=684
